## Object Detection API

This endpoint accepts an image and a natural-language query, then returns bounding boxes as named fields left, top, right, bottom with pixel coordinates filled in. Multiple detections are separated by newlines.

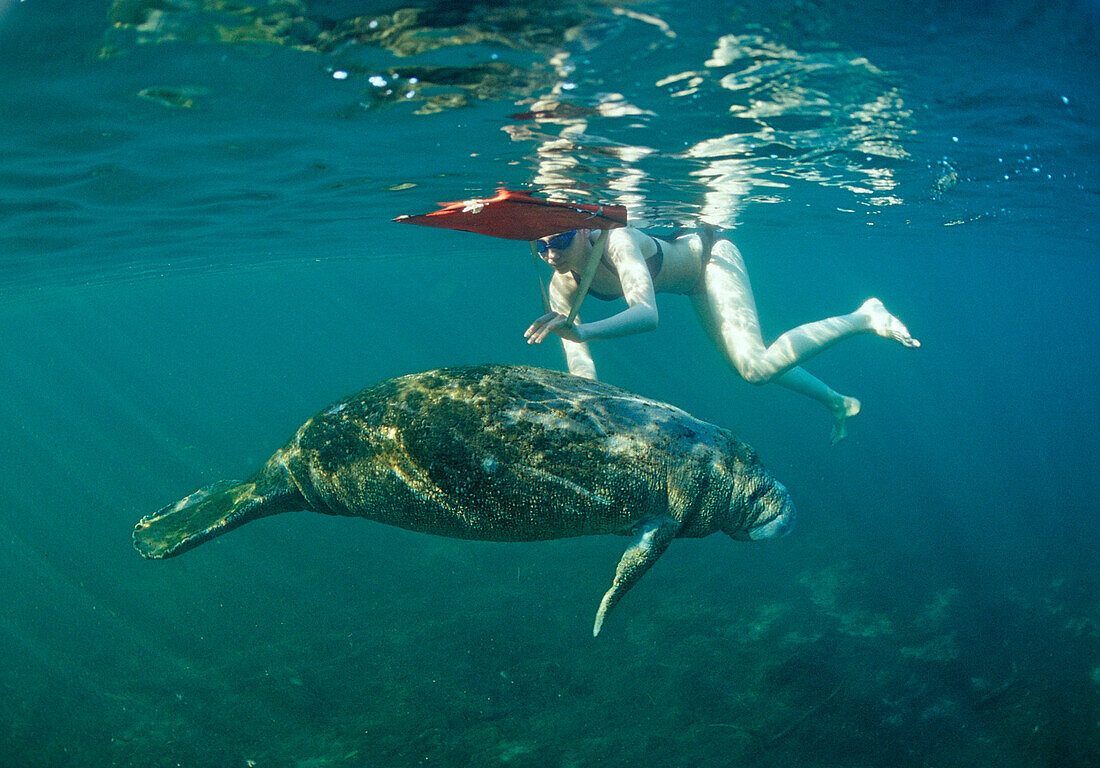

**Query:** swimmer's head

left=535, top=229, right=578, bottom=257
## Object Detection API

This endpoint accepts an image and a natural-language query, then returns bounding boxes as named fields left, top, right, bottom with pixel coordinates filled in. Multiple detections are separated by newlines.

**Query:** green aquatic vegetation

left=899, top=632, right=959, bottom=662
left=138, top=86, right=210, bottom=108
left=799, top=562, right=896, bottom=638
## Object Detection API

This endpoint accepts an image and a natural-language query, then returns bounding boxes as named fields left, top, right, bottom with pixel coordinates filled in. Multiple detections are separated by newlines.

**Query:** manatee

left=134, top=365, right=794, bottom=635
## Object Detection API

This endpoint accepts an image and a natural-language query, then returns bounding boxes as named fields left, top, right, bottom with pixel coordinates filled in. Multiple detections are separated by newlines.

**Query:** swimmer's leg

left=691, top=240, right=906, bottom=442
left=775, top=367, right=861, bottom=445
left=694, top=241, right=919, bottom=384
left=690, top=240, right=768, bottom=375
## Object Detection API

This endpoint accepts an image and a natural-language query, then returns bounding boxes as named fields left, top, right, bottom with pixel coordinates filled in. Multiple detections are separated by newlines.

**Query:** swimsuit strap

left=647, top=236, right=664, bottom=277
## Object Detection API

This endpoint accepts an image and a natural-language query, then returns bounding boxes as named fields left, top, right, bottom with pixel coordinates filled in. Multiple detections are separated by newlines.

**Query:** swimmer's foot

left=829, top=396, right=861, bottom=445
left=858, top=298, right=920, bottom=348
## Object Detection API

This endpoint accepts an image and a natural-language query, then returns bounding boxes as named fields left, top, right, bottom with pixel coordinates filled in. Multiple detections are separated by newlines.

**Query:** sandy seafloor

left=0, top=0, right=1097, bottom=766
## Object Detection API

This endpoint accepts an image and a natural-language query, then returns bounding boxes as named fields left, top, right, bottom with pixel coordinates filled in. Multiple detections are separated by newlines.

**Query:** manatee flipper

left=133, top=475, right=303, bottom=559
left=593, top=517, right=679, bottom=637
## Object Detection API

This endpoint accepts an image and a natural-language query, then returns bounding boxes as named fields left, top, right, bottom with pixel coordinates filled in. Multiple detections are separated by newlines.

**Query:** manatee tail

left=133, top=477, right=301, bottom=559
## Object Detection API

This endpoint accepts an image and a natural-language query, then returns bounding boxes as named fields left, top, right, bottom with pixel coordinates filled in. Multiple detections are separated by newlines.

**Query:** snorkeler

left=524, top=226, right=920, bottom=444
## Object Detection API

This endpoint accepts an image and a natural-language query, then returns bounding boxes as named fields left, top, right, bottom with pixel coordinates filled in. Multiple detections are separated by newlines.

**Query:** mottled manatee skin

left=265, top=365, right=789, bottom=542
left=133, top=364, right=796, bottom=633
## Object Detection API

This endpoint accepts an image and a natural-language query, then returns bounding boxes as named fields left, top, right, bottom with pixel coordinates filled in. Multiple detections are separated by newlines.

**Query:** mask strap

left=565, top=228, right=609, bottom=326
left=530, top=240, right=550, bottom=313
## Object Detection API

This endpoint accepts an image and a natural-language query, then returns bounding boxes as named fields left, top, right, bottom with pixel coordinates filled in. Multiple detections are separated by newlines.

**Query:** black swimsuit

left=577, top=237, right=665, bottom=302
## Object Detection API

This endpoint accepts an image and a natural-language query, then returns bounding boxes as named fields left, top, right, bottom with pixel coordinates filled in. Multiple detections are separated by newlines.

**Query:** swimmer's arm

left=573, top=243, right=658, bottom=341
left=548, top=275, right=597, bottom=379
left=562, top=329, right=597, bottom=379
left=525, top=245, right=657, bottom=346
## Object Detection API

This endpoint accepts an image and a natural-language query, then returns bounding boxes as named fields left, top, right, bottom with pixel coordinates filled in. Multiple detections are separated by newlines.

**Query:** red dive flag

left=394, top=188, right=628, bottom=241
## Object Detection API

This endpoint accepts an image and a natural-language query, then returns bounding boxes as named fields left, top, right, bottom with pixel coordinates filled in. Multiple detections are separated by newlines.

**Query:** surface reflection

left=506, top=25, right=914, bottom=227
left=103, top=0, right=915, bottom=225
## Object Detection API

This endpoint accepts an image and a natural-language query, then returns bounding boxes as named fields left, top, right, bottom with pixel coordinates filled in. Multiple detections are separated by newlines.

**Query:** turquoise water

left=1, top=1, right=1097, bottom=766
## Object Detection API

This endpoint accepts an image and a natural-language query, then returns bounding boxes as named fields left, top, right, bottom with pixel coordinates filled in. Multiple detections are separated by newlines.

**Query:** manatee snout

left=729, top=480, right=796, bottom=541
left=748, top=482, right=796, bottom=539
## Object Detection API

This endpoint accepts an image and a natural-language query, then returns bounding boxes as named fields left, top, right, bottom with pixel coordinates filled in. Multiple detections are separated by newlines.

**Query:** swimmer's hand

left=525, top=312, right=585, bottom=344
